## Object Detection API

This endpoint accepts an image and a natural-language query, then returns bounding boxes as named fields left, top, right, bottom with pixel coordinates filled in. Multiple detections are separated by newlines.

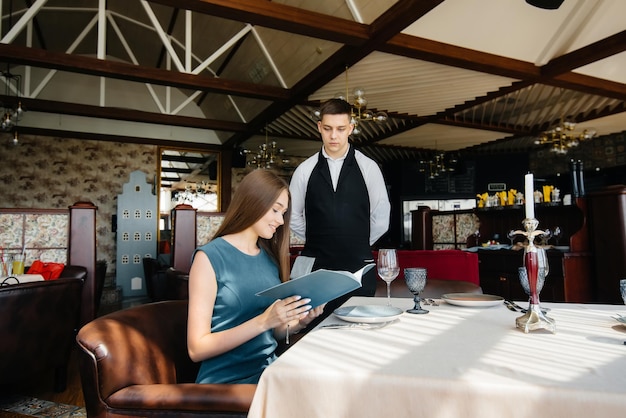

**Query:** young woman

left=187, top=169, right=323, bottom=384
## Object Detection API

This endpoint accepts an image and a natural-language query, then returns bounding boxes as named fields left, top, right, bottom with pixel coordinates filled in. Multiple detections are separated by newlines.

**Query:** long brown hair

left=213, top=170, right=291, bottom=282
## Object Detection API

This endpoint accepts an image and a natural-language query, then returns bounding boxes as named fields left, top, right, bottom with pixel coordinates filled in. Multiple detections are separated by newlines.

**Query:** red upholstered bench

left=374, top=250, right=479, bottom=285
left=289, top=249, right=481, bottom=298
left=373, top=250, right=481, bottom=298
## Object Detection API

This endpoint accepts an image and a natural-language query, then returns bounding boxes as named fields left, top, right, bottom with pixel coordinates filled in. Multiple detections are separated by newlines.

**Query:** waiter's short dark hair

left=319, top=98, right=352, bottom=118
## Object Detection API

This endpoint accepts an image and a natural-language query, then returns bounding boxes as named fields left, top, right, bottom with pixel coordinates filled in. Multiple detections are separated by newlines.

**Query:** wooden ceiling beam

left=146, top=0, right=369, bottom=45
left=222, top=0, right=444, bottom=148
left=541, top=30, right=626, bottom=77
left=0, top=44, right=290, bottom=101
left=382, top=34, right=539, bottom=80
left=18, top=126, right=224, bottom=150
left=10, top=96, right=247, bottom=132
left=549, top=72, right=626, bottom=101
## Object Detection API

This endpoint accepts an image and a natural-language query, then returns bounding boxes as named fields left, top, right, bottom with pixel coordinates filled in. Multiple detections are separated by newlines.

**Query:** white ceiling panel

left=380, top=123, right=512, bottom=151
left=310, top=52, right=518, bottom=116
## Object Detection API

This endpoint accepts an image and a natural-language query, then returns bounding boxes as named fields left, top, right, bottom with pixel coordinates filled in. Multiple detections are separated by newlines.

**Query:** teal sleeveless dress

left=194, top=237, right=280, bottom=384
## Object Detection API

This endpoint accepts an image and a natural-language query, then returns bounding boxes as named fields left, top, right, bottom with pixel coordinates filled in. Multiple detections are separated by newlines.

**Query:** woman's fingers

left=277, top=296, right=311, bottom=321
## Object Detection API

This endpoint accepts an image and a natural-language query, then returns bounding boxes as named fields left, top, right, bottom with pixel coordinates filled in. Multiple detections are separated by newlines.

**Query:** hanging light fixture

left=172, top=181, right=215, bottom=205
left=244, top=127, right=288, bottom=169
left=525, top=0, right=564, bottom=10
left=534, top=117, right=596, bottom=155
left=1, top=1, right=24, bottom=144
left=0, top=69, right=23, bottom=132
left=311, top=66, right=388, bottom=135
left=419, top=151, right=458, bottom=179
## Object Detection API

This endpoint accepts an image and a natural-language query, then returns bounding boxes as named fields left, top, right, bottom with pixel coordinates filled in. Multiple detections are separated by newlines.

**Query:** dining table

left=248, top=296, right=626, bottom=418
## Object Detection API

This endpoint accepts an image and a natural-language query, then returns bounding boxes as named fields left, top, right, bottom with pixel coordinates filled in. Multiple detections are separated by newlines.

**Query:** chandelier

left=2, top=3, right=24, bottom=145
left=244, top=128, right=288, bottom=169
left=1, top=68, right=24, bottom=145
left=312, top=66, right=388, bottom=135
left=534, top=117, right=596, bottom=155
left=419, top=151, right=458, bottom=179
left=172, top=182, right=214, bottom=205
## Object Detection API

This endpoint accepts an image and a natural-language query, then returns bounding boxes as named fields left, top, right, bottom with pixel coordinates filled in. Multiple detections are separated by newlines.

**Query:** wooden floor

left=0, top=347, right=84, bottom=417
left=1, top=297, right=150, bottom=417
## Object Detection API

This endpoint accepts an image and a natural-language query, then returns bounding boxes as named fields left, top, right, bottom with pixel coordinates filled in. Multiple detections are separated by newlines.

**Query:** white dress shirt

left=289, top=146, right=390, bottom=245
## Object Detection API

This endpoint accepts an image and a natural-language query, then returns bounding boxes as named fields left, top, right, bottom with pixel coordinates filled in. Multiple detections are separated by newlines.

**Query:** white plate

left=442, top=293, right=504, bottom=307
left=333, top=305, right=404, bottom=323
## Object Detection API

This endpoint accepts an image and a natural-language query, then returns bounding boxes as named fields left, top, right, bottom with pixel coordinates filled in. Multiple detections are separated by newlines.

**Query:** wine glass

left=507, top=230, right=516, bottom=246
left=404, top=268, right=429, bottom=314
left=377, top=249, right=400, bottom=306
left=1, top=254, right=13, bottom=277
left=537, top=247, right=549, bottom=279
left=518, top=266, right=546, bottom=297
left=618, top=279, right=626, bottom=326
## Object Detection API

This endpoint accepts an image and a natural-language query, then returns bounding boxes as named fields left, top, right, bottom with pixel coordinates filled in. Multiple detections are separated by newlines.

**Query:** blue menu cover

left=256, top=264, right=375, bottom=308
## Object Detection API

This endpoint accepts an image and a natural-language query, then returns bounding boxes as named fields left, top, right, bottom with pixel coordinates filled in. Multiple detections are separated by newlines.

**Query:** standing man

left=290, top=98, right=391, bottom=315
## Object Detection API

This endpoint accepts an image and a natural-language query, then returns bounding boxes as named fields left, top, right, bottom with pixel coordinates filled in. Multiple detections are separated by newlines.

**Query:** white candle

left=524, top=173, right=535, bottom=219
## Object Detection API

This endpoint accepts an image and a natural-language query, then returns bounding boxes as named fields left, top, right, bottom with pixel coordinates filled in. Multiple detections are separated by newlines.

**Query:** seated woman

left=187, top=170, right=324, bottom=384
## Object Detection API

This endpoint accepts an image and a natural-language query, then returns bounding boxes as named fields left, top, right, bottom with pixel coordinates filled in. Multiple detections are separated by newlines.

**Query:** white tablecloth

left=248, top=297, right=626, bottom=418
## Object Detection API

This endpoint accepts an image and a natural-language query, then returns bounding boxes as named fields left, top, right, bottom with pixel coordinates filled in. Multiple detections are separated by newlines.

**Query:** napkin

left=290, top=256, right=315, bottom=279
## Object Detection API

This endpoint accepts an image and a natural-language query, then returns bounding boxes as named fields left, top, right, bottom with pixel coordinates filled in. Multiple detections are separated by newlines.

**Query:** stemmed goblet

left=507, top=230, right=516, bottom=246
left=404, top=267, right=429, bottom=314
left=377, top=249, right=400, bottom=306
left=619, top=279, right=626, bottom=333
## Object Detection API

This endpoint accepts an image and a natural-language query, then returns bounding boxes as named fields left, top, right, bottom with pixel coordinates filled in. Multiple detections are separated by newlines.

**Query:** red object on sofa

left=373, top=250, right=480, bottom=285
left=26, top=260, right=65, bottom=280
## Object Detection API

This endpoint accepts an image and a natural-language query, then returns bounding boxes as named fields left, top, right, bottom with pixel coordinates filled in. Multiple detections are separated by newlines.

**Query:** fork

left=503, top=300, right=518, bottom=312
left=319, top=320, right=396, bottom=330
left=504, top=300, right=522, bottom=311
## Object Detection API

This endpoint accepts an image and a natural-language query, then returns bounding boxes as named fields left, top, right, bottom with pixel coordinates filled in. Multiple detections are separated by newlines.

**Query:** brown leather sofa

left=0, top=265, right=87, bottom=392
left=76, top=300, right=256, bottom=418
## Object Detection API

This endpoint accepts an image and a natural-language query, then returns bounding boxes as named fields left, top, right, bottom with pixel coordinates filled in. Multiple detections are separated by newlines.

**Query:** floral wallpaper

left=432, top=212, right=479, bottom=249
left=0, top=135, right=306, bottom=277
left=0, top=212, right=68, bottom=265
left=0, top=134, right=157, bottom=272
left=197, top=214, right=225, bottom=247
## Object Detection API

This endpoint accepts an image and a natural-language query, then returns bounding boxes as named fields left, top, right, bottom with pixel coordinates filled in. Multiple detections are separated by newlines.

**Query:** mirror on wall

left=158, top=147, right=221, bottom=233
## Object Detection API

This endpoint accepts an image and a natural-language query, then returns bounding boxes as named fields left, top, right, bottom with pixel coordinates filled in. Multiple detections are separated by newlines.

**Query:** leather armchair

left=0, top=265, right=87, bottom=392
left=76, top=300, right=256, bottom=418
left=165, top=267, right=189, bottom=300
left=142, top=257, right=168, bottom=301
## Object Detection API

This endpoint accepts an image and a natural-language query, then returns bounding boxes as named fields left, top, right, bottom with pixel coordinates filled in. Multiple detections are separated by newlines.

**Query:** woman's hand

left=263, top=296, right=312, bottom=331
left=298, top=304, right=325, bottom=329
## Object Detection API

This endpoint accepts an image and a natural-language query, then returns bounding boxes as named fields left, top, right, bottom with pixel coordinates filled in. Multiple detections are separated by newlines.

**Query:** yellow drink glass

left=12, top=254, right=25, bottom=275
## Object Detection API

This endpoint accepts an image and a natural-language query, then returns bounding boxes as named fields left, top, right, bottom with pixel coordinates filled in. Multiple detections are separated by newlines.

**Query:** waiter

left=289, top=98, right=391, bottom=316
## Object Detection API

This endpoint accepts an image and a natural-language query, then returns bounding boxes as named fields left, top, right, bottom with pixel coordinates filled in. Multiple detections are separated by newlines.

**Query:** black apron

left=301, top=146, right=376, bottom=300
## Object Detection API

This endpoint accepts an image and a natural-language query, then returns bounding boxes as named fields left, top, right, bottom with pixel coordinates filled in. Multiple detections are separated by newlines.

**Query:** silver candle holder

left=512, top=217, right=556, bottom=333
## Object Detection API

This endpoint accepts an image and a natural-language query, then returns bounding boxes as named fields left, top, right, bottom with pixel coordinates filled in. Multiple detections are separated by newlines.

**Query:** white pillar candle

left=524, top=173, right=535, bottom=219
